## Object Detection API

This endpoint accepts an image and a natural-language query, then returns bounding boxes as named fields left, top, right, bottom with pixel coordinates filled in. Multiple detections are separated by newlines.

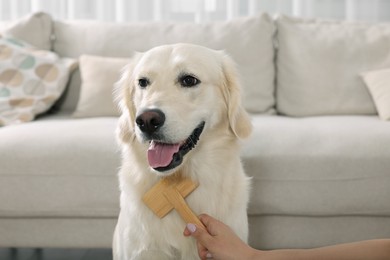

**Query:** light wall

left=0, top=0, right=390, bottom=22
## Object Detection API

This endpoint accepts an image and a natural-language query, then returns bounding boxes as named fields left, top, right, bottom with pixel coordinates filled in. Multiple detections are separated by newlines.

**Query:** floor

left=0, top=248, right=112, bottom=260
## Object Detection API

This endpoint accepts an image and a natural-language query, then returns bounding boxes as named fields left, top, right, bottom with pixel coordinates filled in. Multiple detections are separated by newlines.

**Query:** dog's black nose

left=135, top=109, right=165, bottom=136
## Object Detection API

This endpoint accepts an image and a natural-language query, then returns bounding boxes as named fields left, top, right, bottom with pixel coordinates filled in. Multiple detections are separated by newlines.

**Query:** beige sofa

left=1, top=12, right=390, bottom=250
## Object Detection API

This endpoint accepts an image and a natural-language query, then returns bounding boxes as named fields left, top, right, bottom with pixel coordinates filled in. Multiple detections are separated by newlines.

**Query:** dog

left=113, top=43, right=252, bottom=260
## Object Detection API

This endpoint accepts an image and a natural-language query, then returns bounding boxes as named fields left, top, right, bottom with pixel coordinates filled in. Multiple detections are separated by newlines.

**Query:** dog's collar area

left=150, top=121, right=205, bottom=172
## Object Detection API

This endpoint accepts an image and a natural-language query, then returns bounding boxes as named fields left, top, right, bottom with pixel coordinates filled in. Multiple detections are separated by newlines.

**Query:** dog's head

left=116, top=43, right=251, bottom=176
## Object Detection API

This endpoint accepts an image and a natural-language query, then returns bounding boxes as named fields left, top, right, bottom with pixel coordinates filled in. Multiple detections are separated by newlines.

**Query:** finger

left=198, top=214, right=220, bottom=236
left=196, top=241, right=209, bottom=260
left=183, top=226, right=191, bottom=237
left=187, top=223, right=214, bottom=248
left=198, top=214, right=213, bottom=226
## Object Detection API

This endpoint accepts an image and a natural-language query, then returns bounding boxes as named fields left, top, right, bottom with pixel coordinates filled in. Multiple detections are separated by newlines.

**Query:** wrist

left=245, top=247, right=265, bottom=260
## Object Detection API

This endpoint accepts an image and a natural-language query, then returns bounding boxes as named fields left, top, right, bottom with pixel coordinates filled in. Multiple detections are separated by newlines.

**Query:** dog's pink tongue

left=148, top=141, right=180, bottom=168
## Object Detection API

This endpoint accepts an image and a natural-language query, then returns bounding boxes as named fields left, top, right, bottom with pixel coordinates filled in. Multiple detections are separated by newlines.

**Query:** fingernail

left=206, top=252, right=213, bottom=258
left=187, top=223, right=196, bottom=233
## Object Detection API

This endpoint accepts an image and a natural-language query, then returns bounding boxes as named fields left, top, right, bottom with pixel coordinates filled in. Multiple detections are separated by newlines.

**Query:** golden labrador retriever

left=113, top=43, right=252, bottom=260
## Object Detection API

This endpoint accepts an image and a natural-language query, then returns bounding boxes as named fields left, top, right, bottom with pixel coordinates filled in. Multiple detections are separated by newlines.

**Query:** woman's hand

left=183, top=214, right=259, bottom=260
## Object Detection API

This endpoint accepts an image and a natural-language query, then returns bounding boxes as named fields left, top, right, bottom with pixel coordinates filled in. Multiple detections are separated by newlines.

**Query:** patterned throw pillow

left=0, top=35, right=75, bottom=126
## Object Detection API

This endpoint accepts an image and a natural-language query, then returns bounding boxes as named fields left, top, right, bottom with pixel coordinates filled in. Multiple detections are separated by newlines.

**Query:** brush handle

left=163, top=187, right=206, bottom=230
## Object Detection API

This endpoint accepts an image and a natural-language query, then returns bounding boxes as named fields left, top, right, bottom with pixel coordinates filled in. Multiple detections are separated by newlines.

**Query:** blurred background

left=1, top=0, right=390, bottom=23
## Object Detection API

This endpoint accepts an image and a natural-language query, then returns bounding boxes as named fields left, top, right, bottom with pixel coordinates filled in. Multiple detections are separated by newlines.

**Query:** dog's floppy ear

left=220, top=53, right=252, bottom=139
left=114, top=53, right=142, bottom=143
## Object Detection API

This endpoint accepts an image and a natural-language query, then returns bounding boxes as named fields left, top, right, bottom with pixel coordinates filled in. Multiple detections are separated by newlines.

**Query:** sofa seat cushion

left=243, top=115, right=390, bottom=217
left=0, top=115, right=120, bottom=217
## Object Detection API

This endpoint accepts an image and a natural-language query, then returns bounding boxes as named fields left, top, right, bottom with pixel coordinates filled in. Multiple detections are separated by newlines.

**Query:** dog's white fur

left=113, top=43, right=252, bottom=260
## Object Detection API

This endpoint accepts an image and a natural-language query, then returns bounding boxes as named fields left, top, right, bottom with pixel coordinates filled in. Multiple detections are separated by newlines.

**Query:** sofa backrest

left=52, top=14, right=276, bottom=114
left=276, top=15, right=390, bottom=116
left=4, top=12, right=390, bottom=118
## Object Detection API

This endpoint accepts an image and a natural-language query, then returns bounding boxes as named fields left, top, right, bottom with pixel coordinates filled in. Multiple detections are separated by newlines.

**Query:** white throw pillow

left=73, top=55, right=129, bottom=118
left=0, top=35, right=75, bottom=126
left=276, top=15, right=390, bottom=116
left=54, top=14, right=276, bottom=114
left=0, top=12, right=52, bottom=51
left=361, top=68, right=390, bottom=120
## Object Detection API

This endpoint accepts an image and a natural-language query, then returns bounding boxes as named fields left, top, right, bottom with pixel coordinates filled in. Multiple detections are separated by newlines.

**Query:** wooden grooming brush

left=142, top=171, right=205, bottom=229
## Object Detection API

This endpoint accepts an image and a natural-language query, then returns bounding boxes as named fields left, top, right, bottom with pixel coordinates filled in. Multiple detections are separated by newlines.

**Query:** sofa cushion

left=276, top=15, right=390, bottom=116
left=73, top=55, right=129, bottom=118
left=53, top=14, right=276, bottom=114
left=361, top=68, right=390, bottom=121
left=249, top=215, right=390, bottom=250
left=0, top=115, right=120, bottom=217
left=243, top=115, right=390, bottom=217
left=0, top=12, right=52, bottom=51
left=0, top=35, right=75, bottom=126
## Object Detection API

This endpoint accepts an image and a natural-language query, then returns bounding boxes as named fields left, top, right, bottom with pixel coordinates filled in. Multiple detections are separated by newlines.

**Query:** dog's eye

left=180, top=75, right=200, bottom=88
left=138, top=78, right=150, bottom=88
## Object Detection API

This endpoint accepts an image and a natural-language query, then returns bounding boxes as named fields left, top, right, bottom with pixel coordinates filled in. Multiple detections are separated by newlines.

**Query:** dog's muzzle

left=135, top=112, right=204, bottom=173
left=136, top=109, right=205, bottom=172
left=148, top=121, right=205, bottom=172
